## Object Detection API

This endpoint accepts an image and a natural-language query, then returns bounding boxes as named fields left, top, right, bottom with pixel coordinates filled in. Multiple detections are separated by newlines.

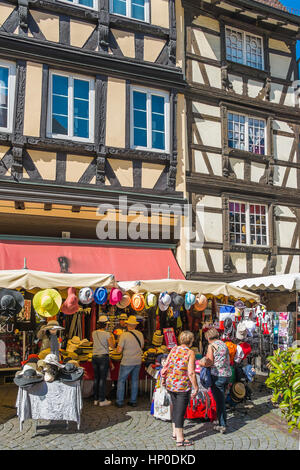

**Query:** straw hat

left=131, top=294, right=145, bottom=312
left=61, top=288, right=79, bottom=315
left=78, top=287, right=94, bottom=305
left=158, top=292, right=171, bottom=311
left=125, top=315, right=139, bottom=325
left=94, top=287, right=108, bottom=305
left=194, top=294, right=208, bottom=312
left=98, top=315, right=109, bottom=323
left=39, top=320, right=64, bottom=332
left=33, top=289, right=62, bottom=318
left=119, top=313, right=128, bottom=321
left=109, top=288, right=123, bottom=306
left=230, top=382, right=246, bottom=402
left=152, top=330, right=164, bottom=347
left=185, top=292, right=196, bottom=311
left=38, top=348, right=51, bottom=360
left=117, top=293, right=131, bottom=309
left=145, top=293, right=157, bottom=309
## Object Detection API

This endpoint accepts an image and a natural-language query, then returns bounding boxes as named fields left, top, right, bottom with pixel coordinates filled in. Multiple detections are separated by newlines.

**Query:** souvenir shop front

left=231, top=274, right=299, bottom=357
left=0, top=270, right=265, bottom=428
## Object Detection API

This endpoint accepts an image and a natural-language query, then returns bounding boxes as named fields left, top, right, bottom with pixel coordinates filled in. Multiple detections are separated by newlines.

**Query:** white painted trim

left=225, top=26, right=264, bottom=71
left=130, top=85, right=170, bottom=153
left=58, top=0, right=98, bottom=11
left=0, top=60, right=16, bottom=134
left=47, top=70, right=95, bottom=143
left=109, top=0, right=150, bottom=23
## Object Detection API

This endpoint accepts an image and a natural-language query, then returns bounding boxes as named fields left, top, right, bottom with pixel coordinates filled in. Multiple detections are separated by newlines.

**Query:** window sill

left=226, top=61, right=269, bottom=81
left=230, top=244, right=270, bottom=254
left=110, top=14, right=169, bottom=37
left=226, top=148, right=272, bottom=163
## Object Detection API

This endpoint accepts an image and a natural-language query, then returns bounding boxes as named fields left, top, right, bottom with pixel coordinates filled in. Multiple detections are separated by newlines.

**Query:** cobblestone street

left=0, top=381, right=298, bottom=450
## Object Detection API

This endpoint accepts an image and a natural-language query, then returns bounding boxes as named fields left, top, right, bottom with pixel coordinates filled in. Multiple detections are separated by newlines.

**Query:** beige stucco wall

left=70, top=20, right=95, bottom=48
left=26, top=150, right=56, bottom=180
left=30, top=10, right=59, bottom=42
left=142, top=162, right=163, bottom=189
left=176, top=0, right=184, bottom=68
left=111, top=29, right=135, bottom=58
left=151, top=0, right=169, bottom=29
left=144, top=37, right=165, bottom=62
left=105, top=78, right=126, bottom=148
left=192, top=29, right=221, bottom=61
left=23, top=62, right=43, bottom=137
left=66, top=155, right=93, bottom=183
left=108, top=159, right=133, bottom=187
left=270, top=54, right=291, bottom=80
left=194, top=119, right=222, bottom=147
left=193, top=15, right=220, bottom=32
left=0, top=2, right=14, bottom=27
left=231, top=253, right=247, bottom=273
left=269, top=38, right=291, bottom=54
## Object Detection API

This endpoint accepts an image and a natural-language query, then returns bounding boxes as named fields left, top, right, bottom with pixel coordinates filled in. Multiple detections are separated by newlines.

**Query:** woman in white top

left=92, top=315, right=115, bottom=406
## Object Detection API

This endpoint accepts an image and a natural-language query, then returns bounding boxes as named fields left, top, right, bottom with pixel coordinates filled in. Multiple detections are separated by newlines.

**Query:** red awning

left=0, top=240, right=185, bottom=281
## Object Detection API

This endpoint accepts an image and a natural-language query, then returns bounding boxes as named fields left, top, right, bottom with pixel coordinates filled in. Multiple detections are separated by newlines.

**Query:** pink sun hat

left=109, top=288, right=123, bottom=305
left=61, top=288, right=80, bottom=315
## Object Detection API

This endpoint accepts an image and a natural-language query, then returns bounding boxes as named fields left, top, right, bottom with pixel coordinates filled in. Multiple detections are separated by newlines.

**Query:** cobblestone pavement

left=0, top=382, right=298, bottom=450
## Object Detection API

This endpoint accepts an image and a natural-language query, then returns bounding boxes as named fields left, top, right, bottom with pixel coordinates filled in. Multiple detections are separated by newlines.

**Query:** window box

left=47, top=71, right=95, bottom=143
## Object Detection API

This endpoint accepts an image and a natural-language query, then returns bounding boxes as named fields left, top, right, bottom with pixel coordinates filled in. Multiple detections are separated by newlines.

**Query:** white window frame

left=228, top=111, right=267, bottom=155
left=130, top=86, right=170, bottom=153
left=58, top=0, right=98, bottom=11
left=47, top=70, right=95, bottom=143
left=0, top=60, right=16, bottom=134
left=229, top=200, right=269, bottom=247
left=110, top=0, right=150, bottom=23
left=225, top=26, right=264, bottom=70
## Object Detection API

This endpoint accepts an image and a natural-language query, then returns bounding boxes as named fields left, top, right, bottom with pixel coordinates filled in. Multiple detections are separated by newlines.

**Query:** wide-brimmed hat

left=21, top=354, right=40, bottom=367
left=145, top=293, right=157, bottom=309
left=0, top=289, right=24, bottom=316
left=109, top=288, right=123, bottom=306
left=61, top=288, right=79, bottom=315
left=80, top=338, right=93, bottom=347
left=44, top=353, right=64, bottom=369
left=236, top=322, right=248, bottom=341
left=33, top=289, right=62, bottom=318
left=125, top=315, right=139, bottom=325
left=170, top=292, right=184, bottom=309
left=14, top=364, right=44, bottom=387
left=185, top=292, right=196, bottom=311
left=94, top=287, right=108, bottom=305
left=234, top=300, right=246, bottom=310
left=70, top=336, right=81, bottom=346
left=78, top=287, right=94, bottom=305
left=194, top=294, right=208, bottom=312
left=230, top=382, right=246, bottom=402
left=98, top=315, right=109, bottom=323
left=158, top=292, right=171, bottom=312
left=39, top=320, right=65, bottom=332
left=119, top=313, right=128, bottom=321
left=60, top=362, right=84, bottom=382
left=131, top=294, right=145, bottom=312
left=117, top=293, right=131, bottom=309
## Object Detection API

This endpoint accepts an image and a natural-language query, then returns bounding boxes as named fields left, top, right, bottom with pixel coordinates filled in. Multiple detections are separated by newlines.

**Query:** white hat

left=158, top=292, right=171, bottom=311
left=79, top=287, right=94, bottom=305
left=98, top=315, right=109, bottom=323
left=236, top=322, right=248, bottom=341
left=44, top=353, right=64, bottom=369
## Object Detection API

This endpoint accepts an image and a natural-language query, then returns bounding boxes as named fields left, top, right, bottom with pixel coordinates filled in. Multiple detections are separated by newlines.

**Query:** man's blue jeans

left=116, top=364, right=141, bottom=405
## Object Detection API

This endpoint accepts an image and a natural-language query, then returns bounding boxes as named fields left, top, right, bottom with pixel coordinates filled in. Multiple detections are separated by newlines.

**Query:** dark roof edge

left=237, top=0, right=300, bottom=24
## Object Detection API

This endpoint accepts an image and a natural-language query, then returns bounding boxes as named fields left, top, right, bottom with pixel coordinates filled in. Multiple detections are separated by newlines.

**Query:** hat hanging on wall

left=78, top=287, right=94, bottom=305
left=145, top=293, right=157, bottom=309
left=158, top=292, right=171, bottom=311
left=117, top=293, right=131, bottom=309
left=33, top=289, right=62, bottom=318
left=61, top=288, right=79, bottom=315
left=0, top=289, right=24, bottom=316
left=184, top=292, right=196, bottom=311
left=94, top=287, right=108, bottom=305
left=131, top=294, right=145, bottom=312
left=109, top=288, right=123, bottom=306
left=194, top=294, right=208, bottom=312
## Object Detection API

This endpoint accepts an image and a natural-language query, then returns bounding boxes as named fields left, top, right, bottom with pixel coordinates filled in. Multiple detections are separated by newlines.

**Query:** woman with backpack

left=161, top=331, right=198, bottom=447
left=199, top=327, right=231, bottom=434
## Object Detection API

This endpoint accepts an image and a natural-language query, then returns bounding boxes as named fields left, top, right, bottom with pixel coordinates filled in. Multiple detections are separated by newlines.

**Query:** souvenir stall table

left=16, top=379, right=82, bottom=432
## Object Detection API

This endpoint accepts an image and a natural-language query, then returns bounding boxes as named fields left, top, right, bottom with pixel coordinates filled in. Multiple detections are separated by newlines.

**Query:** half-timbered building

left=0, top=0, right=189, bottom=275
left=182, top=0, right=300, bottom=282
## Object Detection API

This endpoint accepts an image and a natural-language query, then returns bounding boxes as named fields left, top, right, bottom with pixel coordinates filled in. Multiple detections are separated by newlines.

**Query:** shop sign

left=0, top=322, right=14, bottom=334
